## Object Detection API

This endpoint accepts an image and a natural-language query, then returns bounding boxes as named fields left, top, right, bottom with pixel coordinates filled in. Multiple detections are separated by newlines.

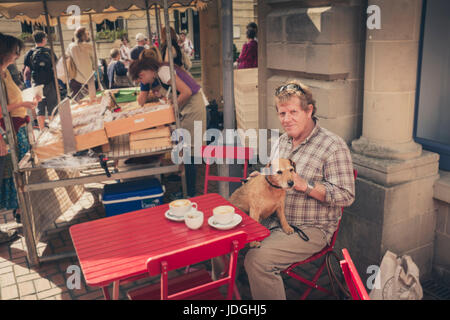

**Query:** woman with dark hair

left=237, top=28, right=258, bottom=69
left=129, top=57, right=206, bottom=198
left=0, top=33, right=40, bottom=242
left=160, top=26, right=183, bottom=68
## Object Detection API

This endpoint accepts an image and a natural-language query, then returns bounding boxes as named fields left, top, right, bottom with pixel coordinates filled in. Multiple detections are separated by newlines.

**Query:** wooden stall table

left=70, top=193, right=270, bottom=300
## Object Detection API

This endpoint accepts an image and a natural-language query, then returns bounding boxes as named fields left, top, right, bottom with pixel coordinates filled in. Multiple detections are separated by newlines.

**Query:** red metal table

left=70, top=193, right=270, bottom=300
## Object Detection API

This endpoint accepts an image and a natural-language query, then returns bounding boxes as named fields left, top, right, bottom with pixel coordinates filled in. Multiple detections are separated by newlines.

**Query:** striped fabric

left=270, top=121, right=355, bottom=243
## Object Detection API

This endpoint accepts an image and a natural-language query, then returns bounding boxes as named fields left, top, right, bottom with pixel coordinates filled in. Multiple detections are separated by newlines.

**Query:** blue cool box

left=102, top=178, right=165, bottom=217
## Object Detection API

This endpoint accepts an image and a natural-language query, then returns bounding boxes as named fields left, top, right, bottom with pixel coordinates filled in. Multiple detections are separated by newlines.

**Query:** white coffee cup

left=184, top=210, right=204, bottom=230
left=169, top=199, right=197, bottom=217
left=213, top=205, right=235, bottom=225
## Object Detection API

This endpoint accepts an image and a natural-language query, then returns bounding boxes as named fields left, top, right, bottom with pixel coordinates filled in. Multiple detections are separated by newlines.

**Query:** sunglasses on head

left=275, top=83, right=306, bottom=96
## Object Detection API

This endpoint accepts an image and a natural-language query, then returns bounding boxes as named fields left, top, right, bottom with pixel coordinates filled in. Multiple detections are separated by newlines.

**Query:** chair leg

left=299, top=260, right=330, bottom=300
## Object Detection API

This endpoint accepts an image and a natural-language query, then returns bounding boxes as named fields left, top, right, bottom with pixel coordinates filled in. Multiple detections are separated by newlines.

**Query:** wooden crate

left=234, top=68, right=258, bottom=132
left=104, top=106, right=175, bottom=138
left=130, top=137, right=172, bottom=151
left=34, top=129, right=108, bottom=161
left=129, top=126, right=171, bottom=142
left=129, top=126, right=172, bottom=151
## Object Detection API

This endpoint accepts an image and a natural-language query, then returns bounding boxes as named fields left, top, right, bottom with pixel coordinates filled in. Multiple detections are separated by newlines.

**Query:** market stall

left=0, top=0, right=217, bottom=267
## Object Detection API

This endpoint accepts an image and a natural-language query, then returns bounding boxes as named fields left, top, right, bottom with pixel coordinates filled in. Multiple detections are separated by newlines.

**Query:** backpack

left=31, top=47, right=54, bottom=85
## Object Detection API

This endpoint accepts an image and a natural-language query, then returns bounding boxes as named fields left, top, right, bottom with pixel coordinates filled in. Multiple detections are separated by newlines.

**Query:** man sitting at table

left=243, top=81, right=355, bottom=300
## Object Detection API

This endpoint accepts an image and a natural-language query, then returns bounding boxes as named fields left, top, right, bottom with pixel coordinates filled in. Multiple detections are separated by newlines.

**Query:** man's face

left=276, top=96, right=313, bottom=139
left=137, top=70, right=155, bottom=84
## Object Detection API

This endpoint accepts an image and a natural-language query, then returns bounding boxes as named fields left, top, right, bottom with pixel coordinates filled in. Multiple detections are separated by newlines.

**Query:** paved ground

left=0, top=162, right=439, bottom=300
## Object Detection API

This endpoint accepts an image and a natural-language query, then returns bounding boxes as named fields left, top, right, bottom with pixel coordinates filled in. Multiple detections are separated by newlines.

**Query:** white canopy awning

left=0, top=0, right=208, bottom=24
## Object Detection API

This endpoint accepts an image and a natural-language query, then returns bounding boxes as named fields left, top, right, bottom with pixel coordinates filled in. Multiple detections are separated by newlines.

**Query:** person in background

left=236, top=28, right=258, bottom=69
left=7, top=63, right=24, bottom=90
left=179, top=31, right=194, bottom=59
left=0, top=33, right=40, bottom=240
left=129, top=57, right=206, bottom=198
left=66, top=27, right=95, bottom=100
left=107, top=48, right=130, bottom=89
left=160, top=27, right=183, bottom=68
left=152, top=34, right=159, bottom=49
left=119, top=35, right=131, bottom=67
left=247, top=22, right=258, bottom=41
left=23, top=65, right=31, bottom=89
left=130, top=33, right=148, bottom=61
left=24, top=30, right=58, bottom=130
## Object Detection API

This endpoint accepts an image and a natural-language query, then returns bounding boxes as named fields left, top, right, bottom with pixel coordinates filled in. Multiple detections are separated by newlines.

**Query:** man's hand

left=293, top=173, right=308, bottom=193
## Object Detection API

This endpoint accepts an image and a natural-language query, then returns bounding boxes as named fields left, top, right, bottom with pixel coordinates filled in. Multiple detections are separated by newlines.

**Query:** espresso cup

left=184, top=210, right=204, bottom=230
left=213, top=205, right=235, bottom=225
left=169, top=199, right=198, bottom=217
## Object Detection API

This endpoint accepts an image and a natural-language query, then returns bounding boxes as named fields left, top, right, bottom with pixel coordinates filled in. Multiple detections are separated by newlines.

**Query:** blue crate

left=102, top=178, right=165, bottom=217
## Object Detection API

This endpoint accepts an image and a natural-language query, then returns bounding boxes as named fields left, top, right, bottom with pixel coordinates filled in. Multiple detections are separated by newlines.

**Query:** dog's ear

left=289, top=159, right=296, bottom=172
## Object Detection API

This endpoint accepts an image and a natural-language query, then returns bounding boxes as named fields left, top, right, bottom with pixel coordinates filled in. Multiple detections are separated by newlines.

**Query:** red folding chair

left=127, top=231, right=247, bottom=300
left=281, top=169, right=357, bottom=300
left=202, top=145, right=254, bottom=195
left=340, top=248, right=370, bottom=300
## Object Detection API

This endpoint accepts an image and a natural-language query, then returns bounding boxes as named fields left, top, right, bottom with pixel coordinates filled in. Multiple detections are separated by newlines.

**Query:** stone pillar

left=344, top=0, right=441, bottom=280
left=352, top=0, right=422, bottom=160
left=199, top=0, right=223, bottom=104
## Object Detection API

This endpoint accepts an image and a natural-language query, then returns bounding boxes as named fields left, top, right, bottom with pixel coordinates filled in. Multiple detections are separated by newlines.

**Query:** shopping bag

left=369, top=250, right=423, bottom=300
left=56, top=57, right=66, bottom=82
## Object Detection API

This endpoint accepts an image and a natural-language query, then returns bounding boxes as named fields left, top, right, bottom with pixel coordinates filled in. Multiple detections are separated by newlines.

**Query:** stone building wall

left=258, top=0, right=365, bottom=144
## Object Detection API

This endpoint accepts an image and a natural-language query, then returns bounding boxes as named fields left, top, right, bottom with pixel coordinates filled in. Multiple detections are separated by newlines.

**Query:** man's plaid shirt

left=270, top=122, right=355, bottom=243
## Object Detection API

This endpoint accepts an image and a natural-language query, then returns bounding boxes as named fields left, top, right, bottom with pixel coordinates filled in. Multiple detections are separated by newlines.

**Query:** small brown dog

left=229, top=158, right=296, bottom=246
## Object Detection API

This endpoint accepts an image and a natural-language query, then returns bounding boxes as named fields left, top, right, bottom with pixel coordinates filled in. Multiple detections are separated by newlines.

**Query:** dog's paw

left=249, top=241, right=261, bottom=248
left=283, top=226, right=295, bottom=235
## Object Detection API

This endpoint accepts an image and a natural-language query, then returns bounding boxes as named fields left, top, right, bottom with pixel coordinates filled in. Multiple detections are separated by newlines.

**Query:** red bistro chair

left=202, top=145, right=254, bottom=195
left=127, top=231, right=247, bottom=300
left=281, top=169, right=357, bottom=300
left=340, top=248, right=370, bottom=300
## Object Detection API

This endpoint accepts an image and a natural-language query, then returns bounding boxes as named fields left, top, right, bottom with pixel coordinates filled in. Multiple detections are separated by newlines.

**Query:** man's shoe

left=0, top=229, right=18, bottom=244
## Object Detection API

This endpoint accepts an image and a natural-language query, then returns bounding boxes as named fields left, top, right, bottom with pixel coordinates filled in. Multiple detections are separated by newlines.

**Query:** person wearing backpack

left=24, top=30, right=58, bottom=130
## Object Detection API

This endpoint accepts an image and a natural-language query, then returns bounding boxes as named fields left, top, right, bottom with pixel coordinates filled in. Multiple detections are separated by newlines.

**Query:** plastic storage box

left=102, top=178, right=165, bottom=217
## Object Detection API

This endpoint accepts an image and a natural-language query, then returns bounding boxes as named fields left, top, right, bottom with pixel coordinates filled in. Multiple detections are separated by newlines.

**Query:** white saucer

left=165, top=209, right=185, bottom=222
left=208, top=214, right=243, bottom=230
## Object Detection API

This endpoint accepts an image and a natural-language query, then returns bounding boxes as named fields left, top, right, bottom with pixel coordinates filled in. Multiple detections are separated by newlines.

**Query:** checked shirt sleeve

left=321, top=142, right=355, bottom=208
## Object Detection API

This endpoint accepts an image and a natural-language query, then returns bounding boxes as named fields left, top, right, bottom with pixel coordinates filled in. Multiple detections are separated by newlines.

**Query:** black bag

left=31, top=47, right=54, bottom=85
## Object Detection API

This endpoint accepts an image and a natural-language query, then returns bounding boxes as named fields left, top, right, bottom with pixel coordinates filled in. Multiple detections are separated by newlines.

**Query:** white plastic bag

left=56, top=57, right=66, bottom=82
left=369, top=250, right=423, bottom=300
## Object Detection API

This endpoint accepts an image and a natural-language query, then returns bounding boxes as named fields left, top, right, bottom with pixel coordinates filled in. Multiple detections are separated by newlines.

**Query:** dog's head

left=267, top=158, right=297, bottom=189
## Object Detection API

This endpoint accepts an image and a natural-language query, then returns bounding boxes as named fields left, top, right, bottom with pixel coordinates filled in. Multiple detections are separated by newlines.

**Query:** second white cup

left=184, top=210, right=204, bottom=230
